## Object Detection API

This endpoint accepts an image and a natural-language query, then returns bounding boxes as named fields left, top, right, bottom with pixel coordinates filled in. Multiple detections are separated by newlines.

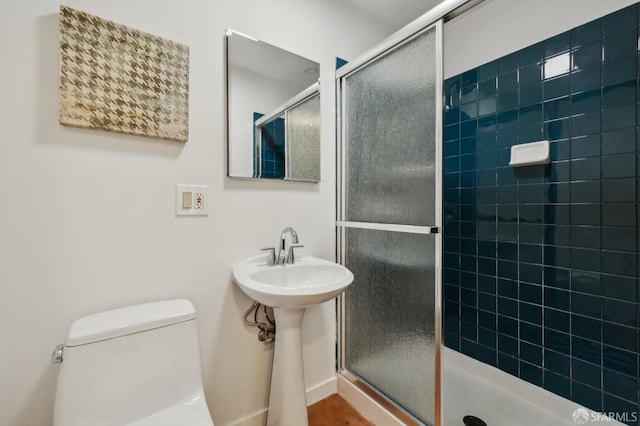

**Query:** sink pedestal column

left=267, top=307, right=308, bottom=426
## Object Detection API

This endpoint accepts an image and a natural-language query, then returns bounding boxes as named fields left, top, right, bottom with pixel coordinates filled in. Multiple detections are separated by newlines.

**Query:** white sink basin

left=232, top=254, right=354, bottom=308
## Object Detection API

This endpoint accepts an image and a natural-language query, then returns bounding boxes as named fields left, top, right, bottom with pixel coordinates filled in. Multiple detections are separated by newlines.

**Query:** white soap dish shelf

left=509, top=140, right=550, bottom=167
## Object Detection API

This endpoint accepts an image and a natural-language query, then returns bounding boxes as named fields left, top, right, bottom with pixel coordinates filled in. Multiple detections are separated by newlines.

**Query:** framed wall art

left=59, top=6, right=190, bottom=142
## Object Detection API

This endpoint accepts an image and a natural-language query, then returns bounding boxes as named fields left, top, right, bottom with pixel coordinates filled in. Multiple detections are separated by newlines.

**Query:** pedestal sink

left=232, top=253, right=354, bottom=426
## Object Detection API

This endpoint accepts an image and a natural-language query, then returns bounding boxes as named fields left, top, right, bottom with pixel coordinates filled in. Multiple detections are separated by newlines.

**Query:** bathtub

left=443, top=348, right=624, bottom=426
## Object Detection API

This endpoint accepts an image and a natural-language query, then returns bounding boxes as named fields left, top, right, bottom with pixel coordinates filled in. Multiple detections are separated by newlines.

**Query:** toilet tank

left=53, top=299, right=211, bottom=426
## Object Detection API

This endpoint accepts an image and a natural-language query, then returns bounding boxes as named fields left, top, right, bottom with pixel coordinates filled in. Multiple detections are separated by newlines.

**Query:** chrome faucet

left=277, top=227, right=303, bottom=265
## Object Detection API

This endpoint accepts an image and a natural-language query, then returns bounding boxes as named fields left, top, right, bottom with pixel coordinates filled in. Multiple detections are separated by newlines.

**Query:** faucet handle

left=286, top=244, right=304, bottom=264
left=260, top=247, right=276, bottom=266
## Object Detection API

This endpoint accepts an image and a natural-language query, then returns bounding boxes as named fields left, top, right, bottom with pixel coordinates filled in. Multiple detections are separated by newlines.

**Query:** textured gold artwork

left=59, top=6, right=189, bottom=142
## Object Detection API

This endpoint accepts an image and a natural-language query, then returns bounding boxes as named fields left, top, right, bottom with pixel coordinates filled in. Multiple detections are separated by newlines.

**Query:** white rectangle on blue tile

left=509, top=140, right=550, bottom=167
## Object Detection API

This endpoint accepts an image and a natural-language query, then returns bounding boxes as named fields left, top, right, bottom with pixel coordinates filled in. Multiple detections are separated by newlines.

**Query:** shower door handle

left=336, top=221, right=440, bottom=235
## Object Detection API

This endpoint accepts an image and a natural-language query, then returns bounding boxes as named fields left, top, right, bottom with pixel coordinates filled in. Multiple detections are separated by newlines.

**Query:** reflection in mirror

left=256, top=113, right=286, bottom=180
left=255, top=85, right=320, bottom=181
left=225, top=29, right=321, bottom=182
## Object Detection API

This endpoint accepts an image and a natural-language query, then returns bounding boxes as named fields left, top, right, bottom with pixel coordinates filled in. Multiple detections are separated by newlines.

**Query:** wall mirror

left=225, top=29, right=321, bottom=182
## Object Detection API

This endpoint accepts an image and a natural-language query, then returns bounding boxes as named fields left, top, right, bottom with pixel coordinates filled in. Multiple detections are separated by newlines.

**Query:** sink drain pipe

left=243, top=302, right=276, bottom=343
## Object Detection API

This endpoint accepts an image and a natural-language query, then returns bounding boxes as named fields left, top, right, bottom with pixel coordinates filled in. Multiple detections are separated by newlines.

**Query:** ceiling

left=344, top=0, right=446, bottom=29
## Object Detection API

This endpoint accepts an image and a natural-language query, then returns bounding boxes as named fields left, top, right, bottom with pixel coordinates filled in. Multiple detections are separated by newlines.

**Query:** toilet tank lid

left=66, top=299, right=196, bottom=347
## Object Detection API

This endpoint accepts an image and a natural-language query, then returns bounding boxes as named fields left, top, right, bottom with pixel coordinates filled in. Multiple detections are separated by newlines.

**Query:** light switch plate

left=176, top=185, right=209, bottom=216
left=182, top=191, right=193, bottom=209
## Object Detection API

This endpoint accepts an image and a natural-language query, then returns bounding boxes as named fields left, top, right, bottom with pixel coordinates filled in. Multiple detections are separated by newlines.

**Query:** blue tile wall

left=255, top=114, right=285, bottom=179
left=443, top=4, right=640, bottom=422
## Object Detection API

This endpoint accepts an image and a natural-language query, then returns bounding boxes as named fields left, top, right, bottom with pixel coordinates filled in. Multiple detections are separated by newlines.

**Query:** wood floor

left=308, top=394, right=374, bottom=426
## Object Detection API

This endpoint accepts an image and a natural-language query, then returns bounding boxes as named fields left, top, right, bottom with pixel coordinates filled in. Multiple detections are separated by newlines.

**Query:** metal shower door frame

left=335, top=19, right=443, bottom=426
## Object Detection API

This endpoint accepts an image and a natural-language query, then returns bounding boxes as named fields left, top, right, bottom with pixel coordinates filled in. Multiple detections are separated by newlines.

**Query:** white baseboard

left=226, top=376, right=338, bottom=426
left=337, top=375, right=406, bottom=426
left=306, top=376, right=338, bottom=405
left=226, top=408, right=268, bottom=426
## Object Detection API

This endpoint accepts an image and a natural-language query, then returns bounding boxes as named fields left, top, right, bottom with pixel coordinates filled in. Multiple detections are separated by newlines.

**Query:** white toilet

left=53, top=299, right=214, bottom=426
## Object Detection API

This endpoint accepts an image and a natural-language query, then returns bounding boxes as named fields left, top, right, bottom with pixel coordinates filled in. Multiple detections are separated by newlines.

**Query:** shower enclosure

left=336, top=18, right=443, bottom=426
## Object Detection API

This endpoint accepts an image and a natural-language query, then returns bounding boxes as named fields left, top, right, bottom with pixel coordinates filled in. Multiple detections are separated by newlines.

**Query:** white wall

left=0, top=1, right=392, bottom=425
left=444, top=0, right=638, bottom=78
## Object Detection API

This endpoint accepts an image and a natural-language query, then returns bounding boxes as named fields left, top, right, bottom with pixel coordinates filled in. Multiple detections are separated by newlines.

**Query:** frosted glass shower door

left=338, top=22, right=442, bottom=425
left=286, top=93, right=320, bottom=181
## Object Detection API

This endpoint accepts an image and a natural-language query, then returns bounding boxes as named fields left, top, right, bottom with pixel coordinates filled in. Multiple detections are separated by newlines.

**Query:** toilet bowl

left=53, top=299, right=214, bottom=426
